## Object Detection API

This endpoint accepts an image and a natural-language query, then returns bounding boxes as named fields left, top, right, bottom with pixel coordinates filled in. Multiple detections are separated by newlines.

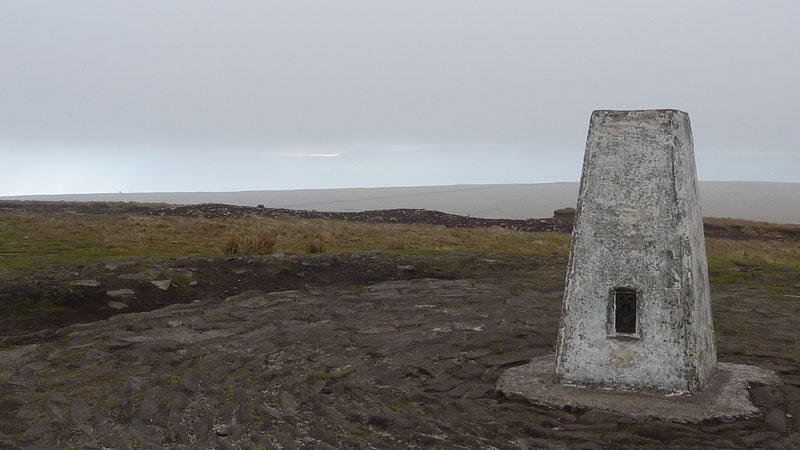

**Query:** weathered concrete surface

left=499, top=354, right=781, bottom=423
left=556, top=109, right=717, bottom=393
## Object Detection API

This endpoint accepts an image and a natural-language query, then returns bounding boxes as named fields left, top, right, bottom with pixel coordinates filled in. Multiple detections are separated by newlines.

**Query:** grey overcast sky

left=1, top=0, right=798, bottom=196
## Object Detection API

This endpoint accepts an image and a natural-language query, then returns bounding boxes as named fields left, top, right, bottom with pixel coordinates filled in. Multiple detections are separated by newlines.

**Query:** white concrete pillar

left=555, top=110, right=716, bottom=393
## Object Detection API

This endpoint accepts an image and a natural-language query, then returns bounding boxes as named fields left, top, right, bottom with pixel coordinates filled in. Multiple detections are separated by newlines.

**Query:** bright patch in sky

left=282, top=153, right=342, bottom=158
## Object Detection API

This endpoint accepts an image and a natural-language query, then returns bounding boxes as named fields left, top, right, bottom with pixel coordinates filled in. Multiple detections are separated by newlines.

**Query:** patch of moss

left=313, top=372, right=331, bottom=383
left=489, top=341, right=504, bottom=354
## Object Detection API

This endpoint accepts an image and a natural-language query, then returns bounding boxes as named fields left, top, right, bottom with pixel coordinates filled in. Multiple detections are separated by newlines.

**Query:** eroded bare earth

left=1, top=253, right=800, bottom=449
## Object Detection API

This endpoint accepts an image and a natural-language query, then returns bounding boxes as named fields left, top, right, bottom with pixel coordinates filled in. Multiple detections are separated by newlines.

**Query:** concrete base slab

left=497, top=354, right=781, bottom=423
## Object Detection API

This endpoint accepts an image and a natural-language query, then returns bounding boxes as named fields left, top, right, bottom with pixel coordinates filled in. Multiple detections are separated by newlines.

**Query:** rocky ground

left=1, top=252, right=799, bottom=449
left=0, top=201, right=575, bottom=234
left=4, top=200, right=799, bottom=241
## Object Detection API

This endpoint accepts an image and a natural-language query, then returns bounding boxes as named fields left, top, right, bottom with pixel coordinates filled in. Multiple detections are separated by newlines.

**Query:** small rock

left=189, top=280, right=198, bottom=286
left=213, top=423, right=229, bottom=436
left=150, top=279, right=172, bottom=291
left=70, top=279, right=100, bottom=287
left=464, top=348, right=494, bottom=360
left=423, top=377, right=460, bottom=393
left=550, top=410, right=577, bottom=423
left=118, top=270, right=158, bottom=280
left=750, top=385, right=784, bottom=408
left=397, top=264, right=415, bottom=271
left=279, top=392, right=297, bottom=417
left=105, top=262, right=119, bottom=271
left=108, top=301, right=129, bottom=310
left=367, top=414, right=390, bottom=427
left=764, top=408, right=787, bottom=432
left=107, top=289, right=135, bottom=298
left=45, top=392, right=67, bottom=422
left=70, top=398, right=92, bottom=427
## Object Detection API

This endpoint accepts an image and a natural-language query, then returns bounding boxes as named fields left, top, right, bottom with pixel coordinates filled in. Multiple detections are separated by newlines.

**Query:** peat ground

left=0, top=203, right=799, bottom=448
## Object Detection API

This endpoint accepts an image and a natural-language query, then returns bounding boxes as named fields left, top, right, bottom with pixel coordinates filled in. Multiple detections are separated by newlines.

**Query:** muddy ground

left=1, top=251, right=800, bottom=449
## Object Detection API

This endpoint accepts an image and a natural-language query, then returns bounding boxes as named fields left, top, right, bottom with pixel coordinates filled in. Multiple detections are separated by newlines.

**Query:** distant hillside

left=2, top=181, right=799, bottom=224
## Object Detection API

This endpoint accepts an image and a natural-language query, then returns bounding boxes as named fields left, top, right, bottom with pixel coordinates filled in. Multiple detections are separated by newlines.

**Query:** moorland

left=0, top=201, right=799, bottom=449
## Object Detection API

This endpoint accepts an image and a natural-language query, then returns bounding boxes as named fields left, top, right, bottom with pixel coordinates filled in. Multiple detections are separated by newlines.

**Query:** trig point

left=556, top=109, right=715, bottom=393
left=497, top=109, right=781, bottom=422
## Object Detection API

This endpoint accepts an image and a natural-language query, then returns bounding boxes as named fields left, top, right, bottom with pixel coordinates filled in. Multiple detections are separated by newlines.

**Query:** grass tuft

left=307, top=237, right=326, bottom=254
left=223, top=235, right=243, bottom=255
left=249, top=232, right=277, bottom=255
left=222, top=232, right=276, bottom=256
left=385, top=238, right=408, bottom=251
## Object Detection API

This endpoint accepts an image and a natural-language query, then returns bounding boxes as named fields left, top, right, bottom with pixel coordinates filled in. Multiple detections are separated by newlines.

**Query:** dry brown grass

left=306, top=236, right=326, bottom=254
left=706, top=238, right=800, bottom=267
left=223, top=234, right=243, bottom=255
left=2, top=210, right=800, bottom=276
left=0, top=212, right=573, bottom=273
left=250, top=232, right=278, bottom=255
left=222, top=231, right=277, bottom=256
left=384, top=238, right=408, bottom=251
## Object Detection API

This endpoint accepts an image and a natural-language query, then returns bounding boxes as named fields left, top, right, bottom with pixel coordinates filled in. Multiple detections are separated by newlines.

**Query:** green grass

left=708, top=259, right=800, bottom=293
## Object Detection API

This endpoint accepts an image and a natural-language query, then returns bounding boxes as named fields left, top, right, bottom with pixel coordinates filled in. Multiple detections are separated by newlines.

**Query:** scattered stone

left=108, top=301, right=129, bottom=310
left=107, top=289, right=135, bottom=298
left=150, top=279, right=172, bottom=291
left=69, top=279, right=100, bottom=287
